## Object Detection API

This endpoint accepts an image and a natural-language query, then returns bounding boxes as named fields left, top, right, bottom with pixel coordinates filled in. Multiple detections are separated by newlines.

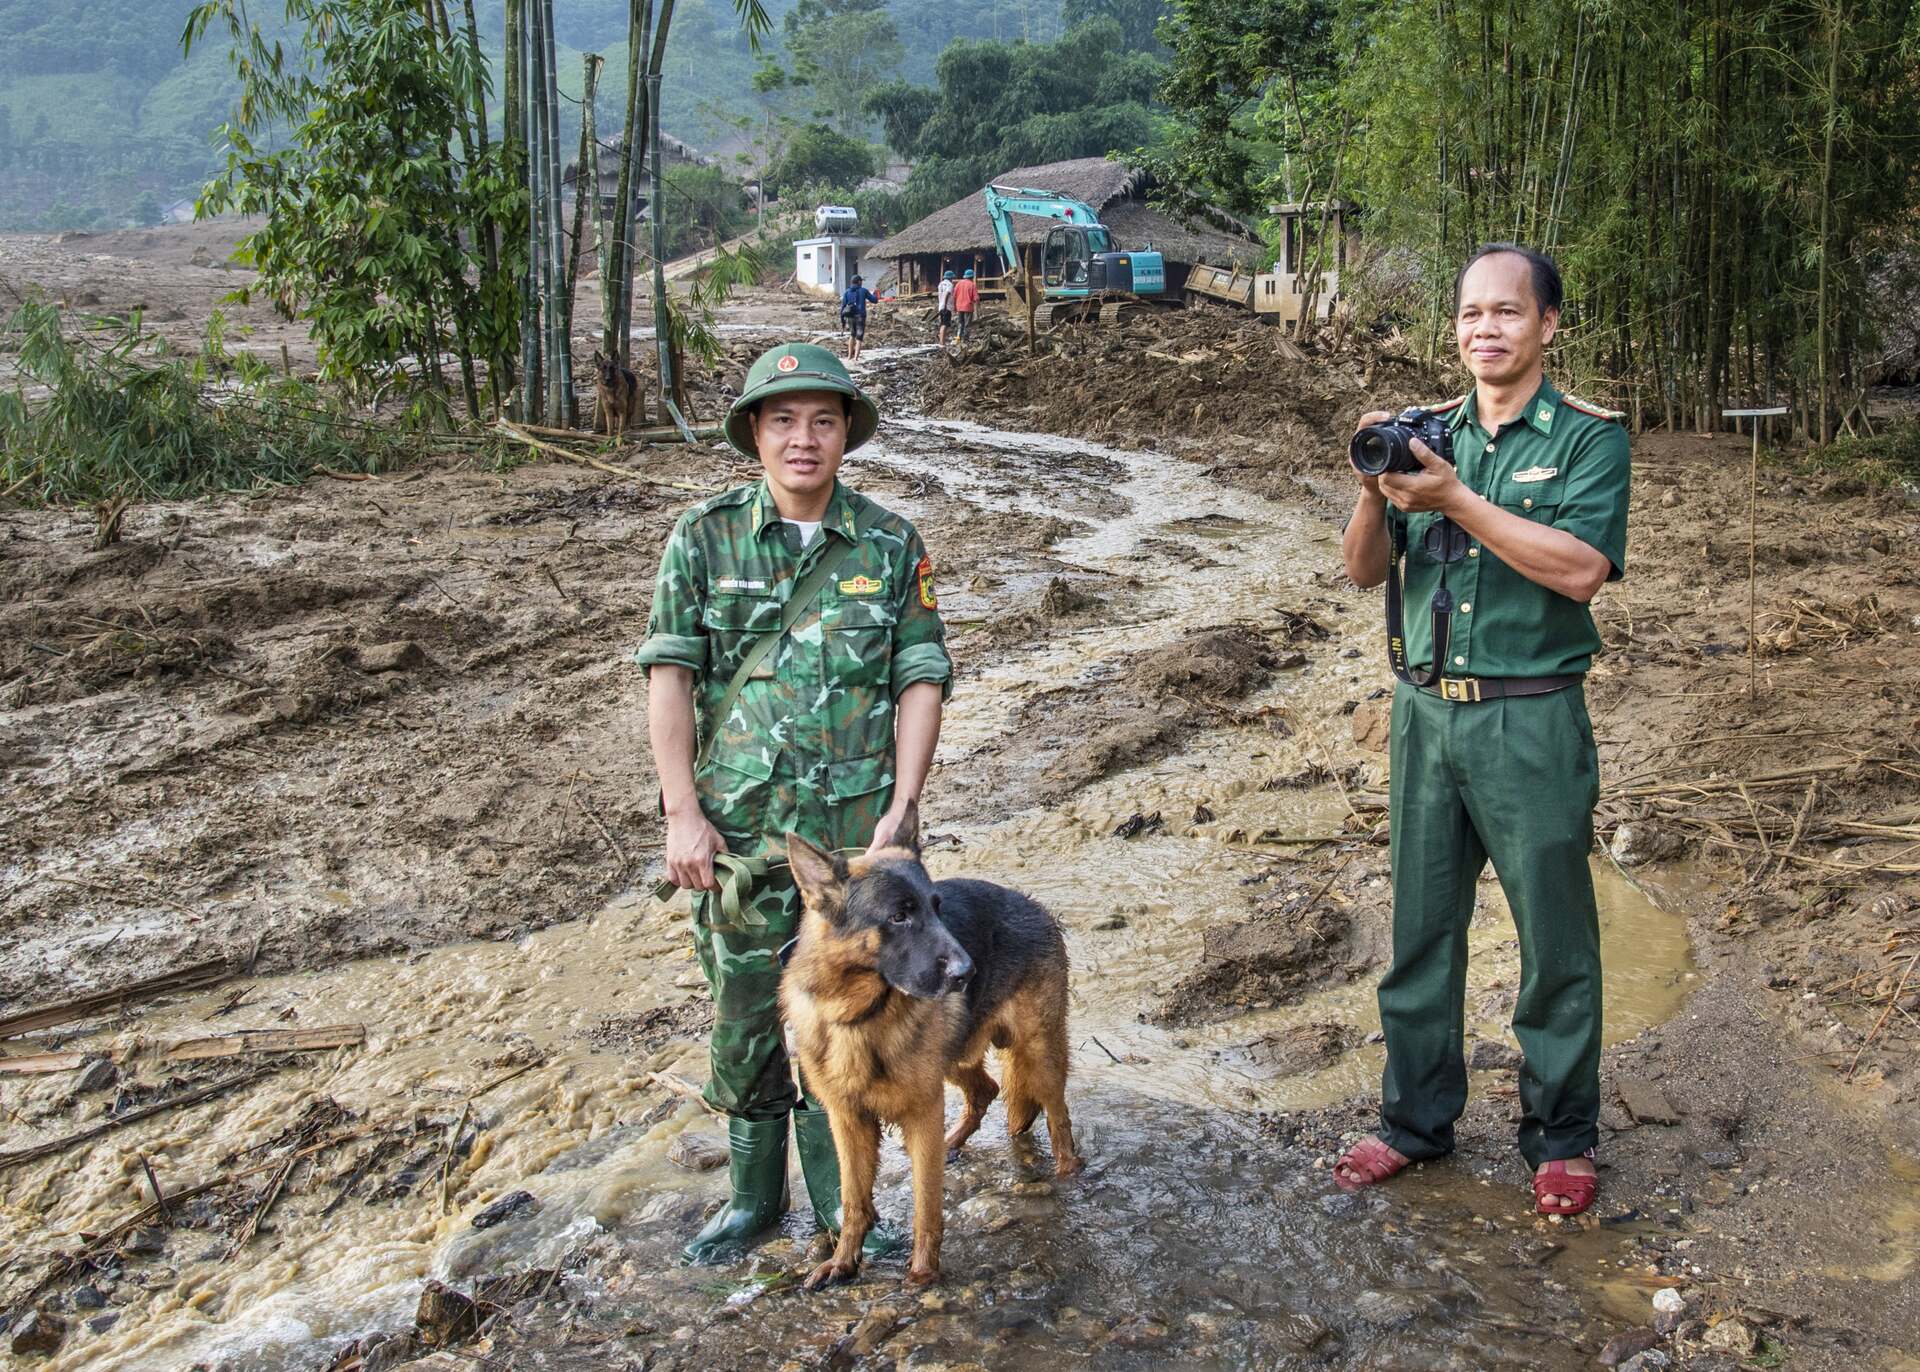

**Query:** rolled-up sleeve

left=890, top=529, right=953, bottom=701
left=1554, top=423, right=1631, bottom=581
left=633, top=514, right=708, bottom=674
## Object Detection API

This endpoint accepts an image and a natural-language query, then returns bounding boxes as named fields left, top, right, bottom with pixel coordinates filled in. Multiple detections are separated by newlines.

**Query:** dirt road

left=1, top=230, right=1917, bottom=1371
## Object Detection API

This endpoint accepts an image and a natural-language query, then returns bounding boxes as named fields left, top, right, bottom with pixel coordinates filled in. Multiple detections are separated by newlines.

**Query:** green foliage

left=783, top=0, right=904, bottom=133
left=1796, top=419, right=1920, bottom=488
left=1060, top=0, right=1170, bottom=51
left=127, top=192, right=166, bottom=228
left=765, top=122, right=876, bottom=195
left=0, top=297, right=415, bottom=505
left=661, top=164, right=754, bottom=257
left=866, top=18, right=1165, bottom=220
left=187, top=0, right=522, bottom=421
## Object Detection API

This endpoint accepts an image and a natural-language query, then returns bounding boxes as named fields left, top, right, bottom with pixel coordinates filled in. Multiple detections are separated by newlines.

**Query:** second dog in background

left=593, top=349, right=640, bottom=439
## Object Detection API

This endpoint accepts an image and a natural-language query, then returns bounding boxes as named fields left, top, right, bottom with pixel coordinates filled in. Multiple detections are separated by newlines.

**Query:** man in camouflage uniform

left=636, top=341, right=952, bottom=1263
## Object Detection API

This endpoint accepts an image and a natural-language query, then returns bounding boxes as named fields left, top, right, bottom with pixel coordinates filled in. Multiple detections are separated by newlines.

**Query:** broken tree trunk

left=0, top=960, right=231, bottom=1039
left=0, top=1025, right=366, bottom=1077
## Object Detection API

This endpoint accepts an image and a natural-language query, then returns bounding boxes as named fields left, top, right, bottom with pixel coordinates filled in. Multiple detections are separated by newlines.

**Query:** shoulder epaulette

left=1562, top=394, right=1625, bottom=423
left=682, top=483, right=757, bottom=523
left=1424, top=394, right=1468, bottom=414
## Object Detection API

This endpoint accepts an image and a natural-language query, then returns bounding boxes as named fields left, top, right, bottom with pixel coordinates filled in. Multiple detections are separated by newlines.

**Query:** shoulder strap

left=654, top=527, right=861, bottom=904
left=692, top=532, right=857, bottom=774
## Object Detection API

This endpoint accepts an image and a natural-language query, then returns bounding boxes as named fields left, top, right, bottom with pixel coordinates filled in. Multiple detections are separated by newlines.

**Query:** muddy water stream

left=5, top=415, right=1696, bottom=1370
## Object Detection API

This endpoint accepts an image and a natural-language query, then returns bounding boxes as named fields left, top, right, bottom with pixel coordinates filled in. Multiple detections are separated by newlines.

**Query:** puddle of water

left=1, top=415, right=1698, bottom=1370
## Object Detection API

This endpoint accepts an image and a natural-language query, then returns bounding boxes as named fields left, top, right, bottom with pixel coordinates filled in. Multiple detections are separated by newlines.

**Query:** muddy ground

left=1, top=227, right=1917, bottom=1371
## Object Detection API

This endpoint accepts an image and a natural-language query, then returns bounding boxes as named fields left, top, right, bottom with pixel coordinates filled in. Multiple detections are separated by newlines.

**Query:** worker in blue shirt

left=839, top=275, right=878, bottom=361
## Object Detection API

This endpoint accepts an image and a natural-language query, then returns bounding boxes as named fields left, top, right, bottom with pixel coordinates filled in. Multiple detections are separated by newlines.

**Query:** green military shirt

left=1388, top=377, right=1630, bottom=678
left=635, top=478, right=952, bottom=859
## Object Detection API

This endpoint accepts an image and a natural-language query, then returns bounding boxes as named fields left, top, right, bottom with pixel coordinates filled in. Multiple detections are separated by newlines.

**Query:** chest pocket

left=703, top=592, right=784, bottom=680
left=822, top=593, right=896, bottom=690
left=1495, top=467, right=1567, bottom=521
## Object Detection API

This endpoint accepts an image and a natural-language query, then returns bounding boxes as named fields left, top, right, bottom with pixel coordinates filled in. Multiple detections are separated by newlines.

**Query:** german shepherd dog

left=592, top=349, right=640, bottom=438
left=782, top=802, right=1082, bottom=1290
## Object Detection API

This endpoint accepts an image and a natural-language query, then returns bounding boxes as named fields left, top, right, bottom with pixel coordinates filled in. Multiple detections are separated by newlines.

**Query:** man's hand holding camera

left=1350, top=414, right=1465, bottom=516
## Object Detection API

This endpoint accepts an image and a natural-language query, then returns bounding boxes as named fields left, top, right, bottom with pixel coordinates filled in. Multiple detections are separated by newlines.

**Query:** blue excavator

left=982, top=184, right=1173, bottom=328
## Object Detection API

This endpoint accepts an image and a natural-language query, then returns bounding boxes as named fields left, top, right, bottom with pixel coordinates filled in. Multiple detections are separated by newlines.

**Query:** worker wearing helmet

left=936, top=269, right=957, bottom=347
left=953, top=268, right=979, bottom=341
left=839, top=274, right=878, bottom=361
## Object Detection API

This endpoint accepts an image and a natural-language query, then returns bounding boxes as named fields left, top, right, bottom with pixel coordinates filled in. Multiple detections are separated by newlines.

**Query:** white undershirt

left=784, top=518, right=822, bottom=548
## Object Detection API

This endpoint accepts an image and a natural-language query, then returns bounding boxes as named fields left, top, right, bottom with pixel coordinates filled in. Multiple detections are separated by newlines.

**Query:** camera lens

left=1350, top=427, right=1404, bottom=477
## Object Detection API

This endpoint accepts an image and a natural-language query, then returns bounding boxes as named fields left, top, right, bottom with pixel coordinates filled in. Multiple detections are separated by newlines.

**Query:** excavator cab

left=1042, top=226, right=1091, bottom=288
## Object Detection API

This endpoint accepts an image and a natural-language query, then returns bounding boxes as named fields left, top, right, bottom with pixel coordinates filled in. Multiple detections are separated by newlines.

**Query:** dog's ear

left=786, top=832, right=847, bottom=907
left=890, top=799, right=922, bottom=857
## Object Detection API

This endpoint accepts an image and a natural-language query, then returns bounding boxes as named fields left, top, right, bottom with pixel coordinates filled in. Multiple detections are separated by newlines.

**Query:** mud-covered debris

left=1351, top=698, right=1392, bottom=754
left=666, top=1130, right=729, bottom=1172
left=1127, top=627, right=1280, bottom=700
left=1112, top=811, right=1163, bottom=840
left=1154, top=902, right=1354, bottom=1026
left=1219, top=1022, right=1358, bottom=1079
left=1467, top=1039, right=1522, bottom=1071
left=1105, top=1314, right=1170, bottom=1348
left=415, top=1279, right=481, bottom=1347
left=1599, top=1326, right=1661, bottom=1365
left=9, top=1309, right=67, bottom=1355
left=583, top=997, right=713, bottom=1056
left=1703, top=1317, right=1757, bottom=1356
left=1611, top=822, right=1687, bottom=866
left=1192, top=802, right=1215, bottom=825
left=353, top=640, right=430, bottom=673
left=118, top=1226, right=167, bottom=1257
left=1040, top=576, right=1100, bottom=617
left=470, top=1189, right=538, bottom=1229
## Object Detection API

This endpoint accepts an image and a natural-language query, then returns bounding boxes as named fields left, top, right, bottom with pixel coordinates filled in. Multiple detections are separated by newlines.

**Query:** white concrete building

left=792, top=234, right=878, bottom=298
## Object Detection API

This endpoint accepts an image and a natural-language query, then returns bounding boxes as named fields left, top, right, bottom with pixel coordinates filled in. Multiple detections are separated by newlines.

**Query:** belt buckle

left=1440, top=677, right=1481, bottom=703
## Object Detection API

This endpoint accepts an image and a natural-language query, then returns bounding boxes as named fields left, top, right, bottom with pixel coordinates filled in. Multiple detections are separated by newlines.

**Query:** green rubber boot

left=682, top=1114, right=791, bottom=1265
left=793, top=1104, right=906, bottom=1260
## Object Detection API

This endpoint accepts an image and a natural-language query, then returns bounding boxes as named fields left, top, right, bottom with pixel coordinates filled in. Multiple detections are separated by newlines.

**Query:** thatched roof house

left=871, top=156, right=1260, bottom=298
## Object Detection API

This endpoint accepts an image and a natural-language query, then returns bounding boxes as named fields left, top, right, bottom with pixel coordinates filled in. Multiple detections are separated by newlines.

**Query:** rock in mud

left=1651, top=1287, right=1685, bottom=1315
left=1352, top=1290, right=1431, bottom=1327
left=470, top=1189, right=538, bottom=1229
left=1468, top=1039, right=1523, bottom=1071
left=1615, top=1077, right=1682, bottom=1126
left=74, top=1057, right=118, bottom=1093
left=354, top=640, right=430, bottom=673
left=1610, top=822, right=1687, bottom=867
left=1104, top=1315, right=1169, bottom=1348
left=1620, top=1352, right=1672, bottom=1371
left=1154, top=906, right=1352, bottom=1026
left=415, top=1280, right=481, bottom=1347
left=118, top=1227, right=167, bottom=1257
left=1040, top=576, right=1100, bottom=617
left=1599, top=1327, right=1661, bottom=1365
left=9, top=1310, right=67, bottom=1355
left=1351, top=697, right=1392, bottom=753
left=667, top=1130, right=729, bottom=1172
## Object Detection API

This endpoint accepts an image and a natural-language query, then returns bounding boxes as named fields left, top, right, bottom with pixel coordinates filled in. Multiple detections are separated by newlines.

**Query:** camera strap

left=1383, top=509, right=1453, bottom=689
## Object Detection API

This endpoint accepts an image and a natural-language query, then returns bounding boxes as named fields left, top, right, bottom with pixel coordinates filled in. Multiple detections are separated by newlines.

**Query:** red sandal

left=1332, top=1136, right=1413, bottom=1191
left=1533, top=1151, right=1599, bottom=1216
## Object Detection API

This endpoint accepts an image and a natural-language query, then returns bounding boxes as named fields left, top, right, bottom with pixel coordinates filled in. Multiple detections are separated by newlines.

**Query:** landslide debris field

left=2, top=229, right=1919, bottom=1371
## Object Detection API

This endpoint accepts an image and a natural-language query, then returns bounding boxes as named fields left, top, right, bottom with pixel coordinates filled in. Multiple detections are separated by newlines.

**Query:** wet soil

left=1, top=233, right=1917, bottom=1370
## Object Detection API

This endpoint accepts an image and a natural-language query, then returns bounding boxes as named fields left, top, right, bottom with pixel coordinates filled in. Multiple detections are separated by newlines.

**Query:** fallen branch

left=0, top=1024, right=366, bottom=1077
left=494, top=421, right=718, bottom=491
left=227, top=1152, right=298, bottom=1256
left=0, top=1064, right=282, bottom=1172
left=1848, top=951, right=1920, bottom=1079
left=0, top=959, right=231, bottom=1039
left=648, top=1070, right=722, bottom=1116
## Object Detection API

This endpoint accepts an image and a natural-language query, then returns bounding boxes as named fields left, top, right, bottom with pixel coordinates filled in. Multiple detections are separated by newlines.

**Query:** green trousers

left=1379, top=683, right=1603, bottom=1170
left=692, top=873, right=809, bottom=1122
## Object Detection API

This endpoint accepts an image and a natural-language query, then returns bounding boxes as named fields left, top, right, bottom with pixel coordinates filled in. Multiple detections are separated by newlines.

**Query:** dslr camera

left=1350, top=407, right=1456, bottom=477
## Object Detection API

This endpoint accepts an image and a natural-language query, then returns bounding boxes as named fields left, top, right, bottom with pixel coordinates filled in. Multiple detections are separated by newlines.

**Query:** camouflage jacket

left=635, top=479, right=952, bottom=858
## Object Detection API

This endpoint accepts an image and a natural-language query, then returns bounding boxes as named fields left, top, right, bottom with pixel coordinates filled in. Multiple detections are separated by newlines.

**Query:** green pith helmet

left=724, top=341, right=879, bottom=459
left=943, top=270, right=955, bottom=280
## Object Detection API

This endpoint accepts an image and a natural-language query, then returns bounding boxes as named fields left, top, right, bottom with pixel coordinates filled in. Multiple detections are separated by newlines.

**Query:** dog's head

left=593, top=349, right=621, bottom=387
left=786, top=801, right=973, bottom=1000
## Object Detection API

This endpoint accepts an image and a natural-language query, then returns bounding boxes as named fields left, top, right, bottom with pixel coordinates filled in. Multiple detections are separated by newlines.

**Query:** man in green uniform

left=635, top=342, right=952, bottom=1262
left=1333, top=244, right=1630, bottom=1215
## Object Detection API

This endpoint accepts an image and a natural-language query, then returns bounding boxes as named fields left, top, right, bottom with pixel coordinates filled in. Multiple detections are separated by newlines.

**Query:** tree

left=783, top=0, right=905, bottom=135
left=865, top=18, right=1164, bottom=220
left=1061, top=0, right=1170, bottom=52
left=766, top=121, right=875, bottom=195
left=185, top=0, right=520, bottom=424
left=126, top=190, right=164, bottom=227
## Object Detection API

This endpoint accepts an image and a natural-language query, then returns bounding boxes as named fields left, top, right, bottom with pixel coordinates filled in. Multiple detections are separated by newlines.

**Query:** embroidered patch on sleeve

left=915, top=555, right=938, bottom=610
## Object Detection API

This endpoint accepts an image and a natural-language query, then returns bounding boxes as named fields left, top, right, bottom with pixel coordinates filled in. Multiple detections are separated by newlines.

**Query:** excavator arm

left=982, top=185, right=1114, bottom=306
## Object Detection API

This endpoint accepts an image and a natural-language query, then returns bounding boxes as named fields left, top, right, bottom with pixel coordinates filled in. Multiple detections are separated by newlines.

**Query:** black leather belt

left=1419, top=674, right=1581, bottom=703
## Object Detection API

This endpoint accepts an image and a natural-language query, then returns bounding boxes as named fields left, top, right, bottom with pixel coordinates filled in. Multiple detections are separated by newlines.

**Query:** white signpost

left=1723, top=405, right=1791, bottom=695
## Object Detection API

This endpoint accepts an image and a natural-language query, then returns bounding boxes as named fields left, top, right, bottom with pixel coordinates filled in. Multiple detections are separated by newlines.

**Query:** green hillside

left=0, top=0, right=1069, bottom=232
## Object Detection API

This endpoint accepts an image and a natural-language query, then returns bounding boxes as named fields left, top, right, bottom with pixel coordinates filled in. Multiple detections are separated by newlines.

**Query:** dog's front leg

left=804, top=1107, right=879, bottom=1290
left=900, top=1104, right=946, bottom=1285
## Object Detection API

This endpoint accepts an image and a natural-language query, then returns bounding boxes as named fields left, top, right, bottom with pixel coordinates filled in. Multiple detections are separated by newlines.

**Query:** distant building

left=160, top=199, right=197, bottom=226
left=870, top=156, right=1260, bottom=298
left=1253, top=201, right=1357, bottom=324
left=792, top=233, right=878, bottom=298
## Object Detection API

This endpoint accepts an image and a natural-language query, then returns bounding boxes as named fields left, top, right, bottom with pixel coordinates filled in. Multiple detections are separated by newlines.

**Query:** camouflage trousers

left=692, top=872, right=815, bottom=1121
